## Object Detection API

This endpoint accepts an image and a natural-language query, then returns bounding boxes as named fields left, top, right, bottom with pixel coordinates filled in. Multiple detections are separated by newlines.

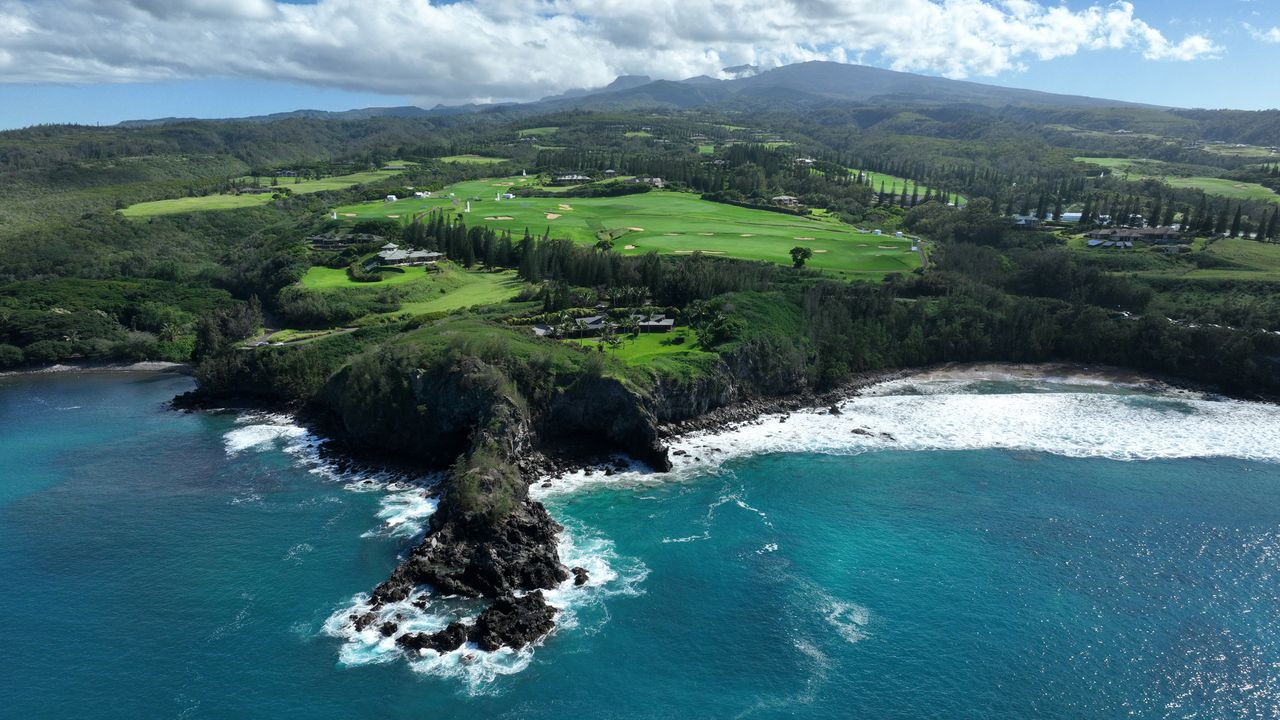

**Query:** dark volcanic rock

left=468, top=592, right=558, bottom=651
left=374, top=500, right=568, bottom=603
left=398, top=621, right=469, bottom=654
left=378, top=621, right=398, bottom=637
left=572, top=566, right=589, bottom=586
left=547, top=376, right=672, bottom=471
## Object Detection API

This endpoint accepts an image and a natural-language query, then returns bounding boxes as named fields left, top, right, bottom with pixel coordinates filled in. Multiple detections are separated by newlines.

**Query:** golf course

left=331, top=175, right=921, bottom=277
left=119, top=166, right=414, bottom=218
left=1075, top=157, right=1280, bottom=204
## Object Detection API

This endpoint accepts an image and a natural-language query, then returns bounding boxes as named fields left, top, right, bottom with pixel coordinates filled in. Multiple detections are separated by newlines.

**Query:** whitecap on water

left=536, top=372, right=1280, bottom=497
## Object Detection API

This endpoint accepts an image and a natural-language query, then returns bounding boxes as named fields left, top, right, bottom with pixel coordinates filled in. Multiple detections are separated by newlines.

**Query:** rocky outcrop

left=396, top=592, right=558, bottom=654
left=469, top=592, right=558, bottom=652
left=374, top=500, right=567, bottom=602
left=546, top=375, right=672, bottom=471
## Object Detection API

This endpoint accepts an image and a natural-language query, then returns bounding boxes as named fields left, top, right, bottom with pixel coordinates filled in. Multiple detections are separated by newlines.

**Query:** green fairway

left=438, top=155, right=511, bottom=165
left=1075, top=157, right=1280, bottom=204
left=624, top=131, right=653, bottom=138
left=299, top=264, right=438, bottom=289
left=853, top=169, right=962, bottom=204
left=119, top=194, right=268, bottom=216
left=331, top=175, right=921, bottom=277
left=697, top=145, right=715, bottom=155
left=518, top=126, right=559, bottom=137
left=120, top=168, right=409, bottom=218
left=298, top=262, right=521, bottom=323
left=394, top=270, right=522, bottom=315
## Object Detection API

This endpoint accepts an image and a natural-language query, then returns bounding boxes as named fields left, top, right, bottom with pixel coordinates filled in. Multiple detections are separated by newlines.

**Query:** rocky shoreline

left=182, top=359, right=1269, bottom=659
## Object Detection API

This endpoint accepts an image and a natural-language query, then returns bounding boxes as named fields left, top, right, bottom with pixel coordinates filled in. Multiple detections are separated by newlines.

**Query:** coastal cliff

left=308, top=330, right=815, bottom=653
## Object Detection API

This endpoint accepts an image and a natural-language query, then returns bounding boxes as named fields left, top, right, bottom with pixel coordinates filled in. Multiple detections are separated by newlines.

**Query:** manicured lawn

left=299, top=265, right=435, bottom=289
left=331, top=176, right=921, bottom=277
left=570, top=327, right=711, bottom=364
left=624, top=131, right=653, bottom=138
left=119, top=194, right=268, bottom=217
left=517, top=126, right=559, bottom=137
left=1074, top=157, right=1280, bottom=204
left=120, top=168, right=409, bottom=218
left=697, top=145, right=716, bottom=155
left=853, top=169, right=964, bottom=204
left=392, top=270, right=522, bottom=315
left=438, top=155, right=511, bottom=165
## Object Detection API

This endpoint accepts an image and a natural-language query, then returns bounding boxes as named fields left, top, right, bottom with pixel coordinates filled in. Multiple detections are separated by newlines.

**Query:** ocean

left=2, top=369, right=1279, bottom=718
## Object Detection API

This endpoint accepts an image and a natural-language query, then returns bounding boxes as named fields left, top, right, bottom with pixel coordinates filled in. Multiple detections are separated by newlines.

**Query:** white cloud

left=1245, top=23, right=1280, bottom=43
left=0, top=0, right=1222, bottom=104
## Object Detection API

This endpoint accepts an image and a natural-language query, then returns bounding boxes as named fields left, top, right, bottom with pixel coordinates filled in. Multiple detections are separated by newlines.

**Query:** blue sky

left=0, top=0, right=1276, bottom=129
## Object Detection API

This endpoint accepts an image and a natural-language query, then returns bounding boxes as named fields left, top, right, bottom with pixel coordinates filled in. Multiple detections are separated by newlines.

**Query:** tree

left=1230, top=205, right=1242, bottom=238
left=594, top=238, right=614, bottom=252
left=1267, top=209, right=1279, bottom=241
left=790, top=246, right=814, bottom=269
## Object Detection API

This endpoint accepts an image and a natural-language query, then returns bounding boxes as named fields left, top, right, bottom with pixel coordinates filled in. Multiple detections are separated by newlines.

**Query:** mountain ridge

left=114, top=60, right=1166, bottom=127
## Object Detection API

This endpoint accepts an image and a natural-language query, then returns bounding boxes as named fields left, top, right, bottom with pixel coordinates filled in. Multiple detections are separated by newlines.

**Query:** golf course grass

left=438, top=155, right=511, bottom=165
left=331, top=175, right=921, bottom=277
left=1075, top=157, right=1280, bottom=204
left=120, top=167, right=411, bottom=218
left=298, top=262, right=523, bottom=322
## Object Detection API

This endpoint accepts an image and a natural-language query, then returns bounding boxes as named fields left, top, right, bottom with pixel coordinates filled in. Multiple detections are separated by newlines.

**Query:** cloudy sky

left=0, top=0, right=1276, bottom=128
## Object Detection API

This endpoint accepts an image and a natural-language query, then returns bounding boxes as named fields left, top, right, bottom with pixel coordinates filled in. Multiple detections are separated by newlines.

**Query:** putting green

left=331, top=176, right=921, bottom=276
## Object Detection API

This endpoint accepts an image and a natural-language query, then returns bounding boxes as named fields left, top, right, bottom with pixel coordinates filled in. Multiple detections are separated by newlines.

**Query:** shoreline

left=0, top=360, right=193, bottom=379
left=655, top=360, right=1217, bottom=443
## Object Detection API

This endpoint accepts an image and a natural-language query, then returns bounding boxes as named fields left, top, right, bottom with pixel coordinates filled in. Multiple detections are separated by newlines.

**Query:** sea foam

left=535, top=372, right=1280, bottom=497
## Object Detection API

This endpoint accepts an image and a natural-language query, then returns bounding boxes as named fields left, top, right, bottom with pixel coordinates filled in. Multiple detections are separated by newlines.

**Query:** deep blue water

left=3, top=372, right=1280, bottom=719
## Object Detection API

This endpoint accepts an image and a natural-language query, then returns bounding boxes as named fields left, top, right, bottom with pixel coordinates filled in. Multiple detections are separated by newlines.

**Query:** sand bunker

left=545, top=213, right=561, bottom=220
left=558, top=204, right=573, bottom=211
left=699, top=232, right=715, bottom=236
left=623, top=244, right=637, bottom=250
left=493, top=182, right=513, bottom=187
left=813, top=249, right=829, bottom=253
left=664, top=233, right=681, bottom=236
left=878, top=245, right=897, bottom=249
left=484, top=216, right=515, bottom=221
left=339, top=213, right=356, bottom=217
left=794, top=236, right=815, bottom=241
left=740, top=233, right=754, bottom=237
left=386, top=214, right=400, bottom=219
left=673, top=250, right=727, bottom=255
left=628, top=227, right=645, bottom=232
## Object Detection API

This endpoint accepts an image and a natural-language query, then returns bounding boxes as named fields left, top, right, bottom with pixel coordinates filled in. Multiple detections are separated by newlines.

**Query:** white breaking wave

left=223, top=413, right=310, bottom=454
left=536, top=372, right=1280, bottom=496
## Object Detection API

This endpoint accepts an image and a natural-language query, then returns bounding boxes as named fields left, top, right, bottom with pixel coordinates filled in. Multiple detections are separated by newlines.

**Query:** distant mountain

left=116, top=60, right=1159, bottom=126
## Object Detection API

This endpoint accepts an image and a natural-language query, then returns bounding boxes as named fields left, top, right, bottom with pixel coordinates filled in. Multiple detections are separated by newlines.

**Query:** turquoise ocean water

left=2, top=370, right=1280, bottom=718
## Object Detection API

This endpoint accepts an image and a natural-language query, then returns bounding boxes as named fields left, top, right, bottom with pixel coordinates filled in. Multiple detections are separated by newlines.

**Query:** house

left=1011, top=215, right=1041, bottom=229
left=631, top=313, right=675, bottom=333
left=502, top=193, right=515, bottom=199
left=771, top=195, right=799, bottom=206
left=365, top=248, right=444, bottom=269
left=1060, top=212, right=1083, bottom=223
left=551, top=174, right=592, bottom=186
left=385, top=194, right=398, bottom=203
left=604, top=169, right=617, bottom=177
left=1087, top=227, right=1181, bottom=244
left=238, top=187, right=275, bottom=195
left=382, top=164, right=408, bottom=171
left=794, top=157, right=816, bottom=167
